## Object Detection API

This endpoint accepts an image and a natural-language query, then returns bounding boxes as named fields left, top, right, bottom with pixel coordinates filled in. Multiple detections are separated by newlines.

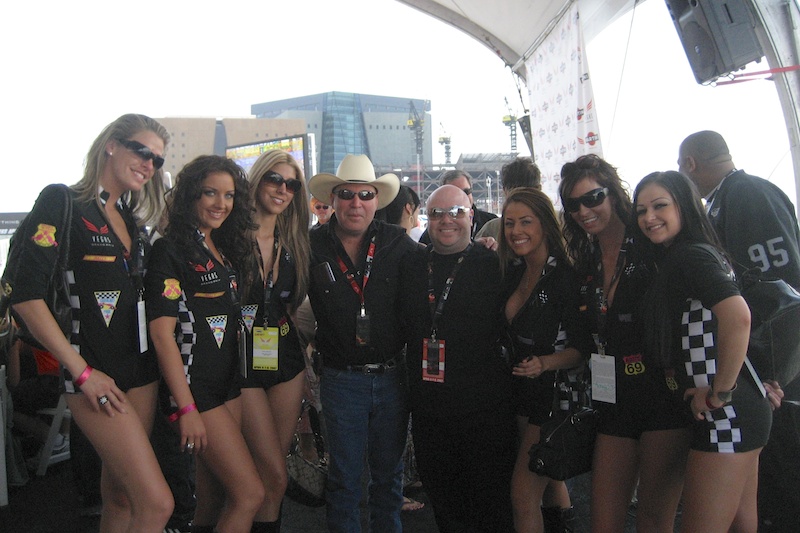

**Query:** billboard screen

left=226, top=133, right=316, bottom=179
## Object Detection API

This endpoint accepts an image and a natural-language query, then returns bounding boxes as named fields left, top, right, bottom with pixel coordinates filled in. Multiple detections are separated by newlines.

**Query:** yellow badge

left=31, top=223, right=57, bottom=247
left=162, top=279, right=182, bottom=300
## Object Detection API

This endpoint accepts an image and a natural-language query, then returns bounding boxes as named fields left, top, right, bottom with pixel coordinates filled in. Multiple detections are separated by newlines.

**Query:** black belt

left=337, top=358, right=397, bottom=374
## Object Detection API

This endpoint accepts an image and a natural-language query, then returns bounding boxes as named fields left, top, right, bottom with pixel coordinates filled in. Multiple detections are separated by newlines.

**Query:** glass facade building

left=251, top=92, right=432, bottom=175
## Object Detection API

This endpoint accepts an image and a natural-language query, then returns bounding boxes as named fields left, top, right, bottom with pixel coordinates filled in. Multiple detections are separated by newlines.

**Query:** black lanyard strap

left=427, top=244, right=472, bottom=340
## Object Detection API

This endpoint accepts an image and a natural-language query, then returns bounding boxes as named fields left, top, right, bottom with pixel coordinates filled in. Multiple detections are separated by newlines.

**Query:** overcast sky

left=0, top=0, right=794, bottom=213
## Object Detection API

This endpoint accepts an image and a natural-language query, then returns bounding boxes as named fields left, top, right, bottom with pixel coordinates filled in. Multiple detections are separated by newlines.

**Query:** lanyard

left=336, top=235, right=376, bottom=317
left=258, top=237, right=280, bottom=328
left=196, top=231, right=241, bottom=309
left=96, top=193, right=145, bottom=296
left=427, top=244, right=472, bottom=340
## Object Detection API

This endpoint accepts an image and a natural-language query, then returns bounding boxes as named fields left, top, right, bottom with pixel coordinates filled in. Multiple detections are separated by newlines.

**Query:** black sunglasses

left=116, top=139, right=165, bottom=169
left=335, top=189, right=377, bottom=201
left=314, top=204, right=330, bottom=210
left=261, top=171, right=302, bottom=193
left=564, top=187, right=609, bottom=213
left=428, top=205, right=470, bottom=220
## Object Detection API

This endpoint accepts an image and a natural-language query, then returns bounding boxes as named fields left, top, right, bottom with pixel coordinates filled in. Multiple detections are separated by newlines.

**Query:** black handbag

left=739, top=268, right=800, bottom=387
left=697, top=244, right=800, bottom=387
left=528, top=367, right=598, bottom=481
left=285, top=399, right=328, bottom=507
left=0, top=184, right=73, bottom=350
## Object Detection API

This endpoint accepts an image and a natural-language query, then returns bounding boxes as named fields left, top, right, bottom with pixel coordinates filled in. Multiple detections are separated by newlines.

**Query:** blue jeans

left=321, top=366, right=408, bottom=533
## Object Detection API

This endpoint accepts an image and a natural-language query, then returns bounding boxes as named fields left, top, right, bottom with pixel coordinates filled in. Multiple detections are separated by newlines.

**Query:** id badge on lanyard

left=337, top=237, right=376, bottom=347
left=137, top=298, right=147, bottom=353
left=591, top=333, right=616, bottom=403
left=253, top=326, right=279, bottom=370
left=422, top=338, right=445, bottom=382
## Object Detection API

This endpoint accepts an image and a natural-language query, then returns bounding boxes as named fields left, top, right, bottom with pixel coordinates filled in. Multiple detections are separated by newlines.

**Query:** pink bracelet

left=74, top=366, right=93, bottom=387
left=168, top=403, right=198, bottom=423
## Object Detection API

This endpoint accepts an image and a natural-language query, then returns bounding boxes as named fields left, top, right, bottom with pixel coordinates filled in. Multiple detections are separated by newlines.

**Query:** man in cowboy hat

left=307, top=154, right=421, bottom=533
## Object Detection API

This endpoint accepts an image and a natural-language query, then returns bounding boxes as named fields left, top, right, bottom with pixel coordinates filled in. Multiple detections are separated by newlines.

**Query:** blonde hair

left=73, top=114, right=169, bottom=228
left=247, top=150, right=311, bottom=309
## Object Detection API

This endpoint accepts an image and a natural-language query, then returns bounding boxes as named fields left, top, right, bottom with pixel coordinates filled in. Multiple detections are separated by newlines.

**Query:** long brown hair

left=247, top=150, right=311, bottom=309
left=558, top=154, right=632, bottom=273
left=498, top=188, right=569, bottom=276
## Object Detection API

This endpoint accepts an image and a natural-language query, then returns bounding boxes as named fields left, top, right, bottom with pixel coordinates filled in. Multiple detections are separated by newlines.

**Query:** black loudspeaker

left=665, top=0, right=764, bottom=84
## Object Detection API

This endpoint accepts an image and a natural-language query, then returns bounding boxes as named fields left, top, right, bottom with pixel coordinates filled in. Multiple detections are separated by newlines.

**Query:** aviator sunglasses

left=564, top=187, right=609, bottom=213
left=116, top=139, right=165, bottom=169
left=334, top=189, right=377, bottom=201
left=261, top=171, right=303, bottom=193
left=428, top=205, right=470, bottom=220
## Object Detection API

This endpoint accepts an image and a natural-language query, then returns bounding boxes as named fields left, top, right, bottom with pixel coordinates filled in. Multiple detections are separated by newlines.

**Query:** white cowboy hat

left=309, top=154, right=399, bottom=209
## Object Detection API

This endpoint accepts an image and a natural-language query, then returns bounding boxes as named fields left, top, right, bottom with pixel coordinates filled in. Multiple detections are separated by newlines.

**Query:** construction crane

left=408, top=100, right=425, bottom=159
left=438, top=122, right=451, bottom=165
left=503, top=97, right=518, bottom=153
left=408, top=100, right=425, bottom=197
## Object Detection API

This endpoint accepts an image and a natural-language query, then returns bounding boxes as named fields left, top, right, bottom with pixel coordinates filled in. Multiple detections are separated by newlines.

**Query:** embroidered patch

left=241, top=304, right=258, bottom=333
left=206, top=315, right=228, bottom=348
left=83, top=255, right=116, bottom=262
left=162, top=279, right=182, bottom=300
left=194, top=292, right=225, bottom=299
left=82, top=217, right=109, bottom=234
left=31, top=224, right=58, bottom=247
left=94, top=291, right=120, bottom=327
left=192, top=259, right=214, bottom=272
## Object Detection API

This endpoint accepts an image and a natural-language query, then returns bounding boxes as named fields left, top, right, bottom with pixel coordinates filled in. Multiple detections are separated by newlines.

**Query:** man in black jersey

left=400, top=185, right=516, bottom=533
left=679, top=130, right=800, bottom=532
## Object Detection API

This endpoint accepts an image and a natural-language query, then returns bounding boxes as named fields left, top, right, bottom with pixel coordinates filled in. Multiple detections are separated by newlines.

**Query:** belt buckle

left=363, top=363, right=383, bottom=374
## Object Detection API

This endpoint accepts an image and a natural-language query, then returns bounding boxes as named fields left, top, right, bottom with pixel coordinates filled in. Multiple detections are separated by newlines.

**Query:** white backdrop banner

left=526, top=2, right=603, bottom=204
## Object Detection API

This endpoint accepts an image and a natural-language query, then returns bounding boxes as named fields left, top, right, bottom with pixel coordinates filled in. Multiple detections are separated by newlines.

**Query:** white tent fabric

left=397, top=0, right=638, bottom=79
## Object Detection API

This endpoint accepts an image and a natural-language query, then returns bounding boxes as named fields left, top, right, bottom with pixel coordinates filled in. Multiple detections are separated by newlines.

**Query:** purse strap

left=300, top=398, right=326, bottom=466
left=550, top=366, right=592, bottom=416
left=55, top=185, right=73, bottom=273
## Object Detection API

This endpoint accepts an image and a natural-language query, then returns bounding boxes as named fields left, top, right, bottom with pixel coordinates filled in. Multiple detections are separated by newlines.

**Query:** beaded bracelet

left=168, top=403, right=198, bottom=423
left=74, top=366, right=93, bottom=387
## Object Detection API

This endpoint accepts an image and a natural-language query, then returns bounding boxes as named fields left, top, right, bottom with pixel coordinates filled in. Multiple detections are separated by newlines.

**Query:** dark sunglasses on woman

left=261, top=171, right=303, bottom=193
left=564, top=187, right=609, bottom=213
left=116, top=138, right=165, bottom=169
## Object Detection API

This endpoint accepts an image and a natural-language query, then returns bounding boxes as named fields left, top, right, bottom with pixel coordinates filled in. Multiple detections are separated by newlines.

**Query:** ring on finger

left=98, top=395, right=109, bottom=406
left=186, top=442, right=195, bottom=450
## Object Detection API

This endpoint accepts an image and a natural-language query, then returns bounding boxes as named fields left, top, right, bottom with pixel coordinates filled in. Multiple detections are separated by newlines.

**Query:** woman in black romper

left=10, top=114, right=174, bottom=531
left=498, top=188, right=593, bottom=533
left=147, top=155, right=264, bottom=533
left=559, top=155, right=692, bottom=532
left=634, top=171, right=771, bottom=532
left=239, top=149, right=311, bottom=532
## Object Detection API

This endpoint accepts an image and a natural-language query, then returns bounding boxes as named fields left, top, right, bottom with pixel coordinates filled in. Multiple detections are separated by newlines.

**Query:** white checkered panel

left=177, top=295, right=196, bottom=384
left=681, top=298, right=742, bottom=453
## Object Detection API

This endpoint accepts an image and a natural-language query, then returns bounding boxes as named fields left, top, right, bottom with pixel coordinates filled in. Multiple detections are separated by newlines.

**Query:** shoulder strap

left=56, top=185, right=73, bottom=270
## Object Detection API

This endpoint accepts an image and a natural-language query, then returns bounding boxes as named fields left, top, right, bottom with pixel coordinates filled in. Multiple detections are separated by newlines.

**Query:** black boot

left=251, top=519, right=281, bottom=533
left=541, top=506, right=573, bottom=533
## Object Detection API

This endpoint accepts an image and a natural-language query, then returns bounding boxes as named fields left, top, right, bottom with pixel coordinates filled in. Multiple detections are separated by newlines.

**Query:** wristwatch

left=708, top=385, right=735, bottom=406
left=714, top=387, right=734, bottom=403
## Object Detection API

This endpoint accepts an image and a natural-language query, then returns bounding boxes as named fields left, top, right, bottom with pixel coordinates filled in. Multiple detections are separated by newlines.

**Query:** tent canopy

left=397, top=0, right=637, bottom=77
